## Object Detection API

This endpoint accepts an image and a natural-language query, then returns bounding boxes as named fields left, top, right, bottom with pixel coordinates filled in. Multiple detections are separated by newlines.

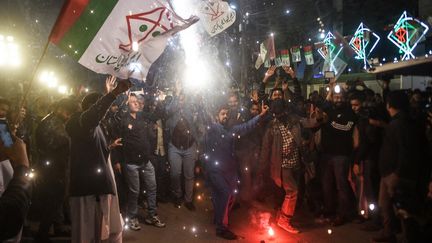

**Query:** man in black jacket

left=115, top=94, right=165, bottom=230
left=66, top=77, right=131, bottom=243
left=372, top=91, right=425, bottom=243
left=34, top=98, right=79, bottom=242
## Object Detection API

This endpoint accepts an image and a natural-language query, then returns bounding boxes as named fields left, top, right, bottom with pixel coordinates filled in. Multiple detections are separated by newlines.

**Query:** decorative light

left=285, top=10, right=290, bottom=14
left=327, top=229, right=332, bottom=235
left=319, top=33, right=325, bottom=39
left=387, top=11, right=429, bottom=60
left=334, top=84, right=341, bottom=94
left=369, top=203, right=375, bottom=211
left=349, top=22, right=381, bottom=69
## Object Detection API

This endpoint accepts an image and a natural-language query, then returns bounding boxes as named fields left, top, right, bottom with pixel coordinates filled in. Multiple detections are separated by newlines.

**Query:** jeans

left=124, top=162, right=157, bottom=218
left=322, top=155, right=353, bottom=218
left=168, top=143, right=196, bottom=203
left=378, top=173, right=399, bottom=237
left=281, top=169, right=300, bottom=217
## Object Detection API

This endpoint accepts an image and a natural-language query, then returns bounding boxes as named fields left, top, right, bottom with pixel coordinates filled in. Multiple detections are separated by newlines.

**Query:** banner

left=304, top=45, right=314, bottom=65
left=255, top=36, right=276, bottom=69
left=280, top=49, right=290, bottom=66
left=290, top=46, right=301, bottom=62
left=50, top=0, right=197, bottom=81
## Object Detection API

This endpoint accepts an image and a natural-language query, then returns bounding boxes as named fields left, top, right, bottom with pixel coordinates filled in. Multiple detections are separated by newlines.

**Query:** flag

left=255, top=36, right=276, bottom=69
left=199, top=0, right=236, bottom=36
left=50, top=0, right=197, bottom=81
left=304, top=45, right=314, bottom=65
left=290, top=46, right=301, bottom=62
left=280, top=49, right=290, bottom=66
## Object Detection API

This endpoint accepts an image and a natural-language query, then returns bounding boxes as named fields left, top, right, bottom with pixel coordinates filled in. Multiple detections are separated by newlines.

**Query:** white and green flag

left=50, top=0, right=197, bottom=81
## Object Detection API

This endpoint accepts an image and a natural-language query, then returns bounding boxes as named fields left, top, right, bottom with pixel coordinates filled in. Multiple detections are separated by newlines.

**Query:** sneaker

left=216, top=229, right=238, bottom=240
left=128, top=218, right=141, bottom=231
left=277, top=218, right=300, bottom=234
left=184, top=202, right=196, bottom=211
left=145, top=215, right=166, bottom=228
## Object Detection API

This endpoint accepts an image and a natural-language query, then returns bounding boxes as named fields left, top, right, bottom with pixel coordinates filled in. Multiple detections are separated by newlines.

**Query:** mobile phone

left=0, top=119, right=14, bottom=148
left=324, top=71, right=335, bottom=79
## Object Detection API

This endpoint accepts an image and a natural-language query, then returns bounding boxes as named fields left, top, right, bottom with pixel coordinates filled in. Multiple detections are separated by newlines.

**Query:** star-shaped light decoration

left=349, top=23, right=380, bottom=69
left=387, top=11, right=429, bottom=60
left=317, top=32, right=344, bottom=74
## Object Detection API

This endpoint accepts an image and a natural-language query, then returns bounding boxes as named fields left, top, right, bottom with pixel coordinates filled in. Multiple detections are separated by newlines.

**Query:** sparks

left=268, top=227, right=275, bottom=237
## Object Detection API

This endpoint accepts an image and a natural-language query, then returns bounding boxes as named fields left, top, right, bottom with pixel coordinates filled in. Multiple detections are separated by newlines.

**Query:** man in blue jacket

left=203, top=103, right=269, bottom=240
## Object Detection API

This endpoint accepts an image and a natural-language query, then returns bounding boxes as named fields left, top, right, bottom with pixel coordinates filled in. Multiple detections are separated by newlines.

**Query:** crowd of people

left=1, top=65, right=432, bottom=243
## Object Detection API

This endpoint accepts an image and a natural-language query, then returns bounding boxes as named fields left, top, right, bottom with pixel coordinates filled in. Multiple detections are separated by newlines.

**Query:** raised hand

left=105, top=75, right=117, bottom=94
left=260, top=102, right=269, bottom=117
left=282, top=65, right=296, bottom=78
left=265, top=66, right=277, bottom=77
left=112, top=79, right=132, bottom=97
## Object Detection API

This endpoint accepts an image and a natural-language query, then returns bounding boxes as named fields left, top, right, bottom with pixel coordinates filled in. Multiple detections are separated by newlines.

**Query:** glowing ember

left=268, top=227, right=275, bottom=237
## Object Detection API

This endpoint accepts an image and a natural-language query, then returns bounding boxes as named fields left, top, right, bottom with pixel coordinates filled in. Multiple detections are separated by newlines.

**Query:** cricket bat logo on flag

left=119, top=6, right=180, bottom=52
left=50, top=0, right=198, bottom=81
left=199, top=0, right=236, bottom=36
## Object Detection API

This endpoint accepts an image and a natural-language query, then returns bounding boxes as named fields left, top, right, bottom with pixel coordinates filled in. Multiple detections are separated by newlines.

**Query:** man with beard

left=34, top=98, right=79, bottom=242
left=259, top=91, right=320, bottom=234
left=320, top=82, right=359, bottom=226
left=203, top=103, right=269, bottom=240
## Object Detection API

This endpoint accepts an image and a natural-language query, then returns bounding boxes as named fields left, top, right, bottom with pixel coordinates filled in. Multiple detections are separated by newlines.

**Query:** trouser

left=124, top=162, right=157, bottom=218
left=168, top=143, right=196, bottom=203
left=70, top=195, right=122, bottom=243
left=281, top=168, right=300, bottom=217
left=152, top=155, right=170, bottom=200
left=37, top=174, right=65, bottom=237
left=207, top=172, right=236, bottom=231
left=378, top=173, right=400, bottom=237
left=238, top=150, right=259, bottom=202
left=322, top=155, right=353, bottom=218
left=363, top=159, right=379, bottom=204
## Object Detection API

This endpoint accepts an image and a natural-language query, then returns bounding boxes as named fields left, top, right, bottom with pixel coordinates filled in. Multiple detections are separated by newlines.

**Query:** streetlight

left=39, top=70, right=59, bottom=88
left=0, top=34, right=21, bottom=67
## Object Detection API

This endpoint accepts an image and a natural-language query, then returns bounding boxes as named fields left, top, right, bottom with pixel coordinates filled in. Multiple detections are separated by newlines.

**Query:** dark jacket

left=66, top=93, right=116, bottom=197
left=379, top=112, right=423, bottom=179
left=259, top=117, right=303, bottom=187
left=0, top=166, right=32, bottom=241
left=115, top=112, right=153, bottom=164
left=35, top=113, right=69, bottom=176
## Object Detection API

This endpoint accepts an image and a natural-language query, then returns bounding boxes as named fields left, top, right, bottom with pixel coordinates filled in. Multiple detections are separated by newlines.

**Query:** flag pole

left=13, top=40, right=50, bottom=131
